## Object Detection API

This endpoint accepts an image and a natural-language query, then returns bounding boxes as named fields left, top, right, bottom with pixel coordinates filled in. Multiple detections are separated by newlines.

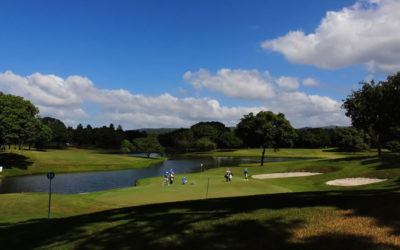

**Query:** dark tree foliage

left=295, top=128, right=333, bottom=148
left=333, top=127, right=370, bottom=152
left=159, top=122, right=237, bottom=152
left=73, top=124, right=86, bottom=147
left=125, top=130, right=147, bottom=142
left=64, top=124, right=145, bottom=150
left=217, top=131, right=243, bottom=148
left=133, top=136, right=164, bottom=158
left=194, top=137, right=216, bottom=151
left=84, top=125, right=94, bottom=145
left=236, top=111, right=297, bottom=166
left=343, top=72, right=400, bottom=156
left=25, top=118, right=52, bottom=150
left=158, top=128, right=194, bottom=153
left=42, top=117, right=68, bottom=148
left=120, top=139, right=135, bottom=153
left=385, top=126, right=400, bottom=153
left=191, top=123, right=217, bottom=140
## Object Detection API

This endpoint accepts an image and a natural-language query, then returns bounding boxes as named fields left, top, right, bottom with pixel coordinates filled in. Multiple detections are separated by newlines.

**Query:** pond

left=0, top=155, right=299, bottom=194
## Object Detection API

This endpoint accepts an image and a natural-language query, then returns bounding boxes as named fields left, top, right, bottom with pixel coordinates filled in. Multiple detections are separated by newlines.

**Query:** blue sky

left=1, top=0, right=399, bottom=129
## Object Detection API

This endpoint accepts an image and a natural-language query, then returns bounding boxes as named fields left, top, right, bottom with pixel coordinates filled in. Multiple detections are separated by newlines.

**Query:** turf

left=1, top=191, right=399, bottom=249
left=184, top=148, right=375, bottom=159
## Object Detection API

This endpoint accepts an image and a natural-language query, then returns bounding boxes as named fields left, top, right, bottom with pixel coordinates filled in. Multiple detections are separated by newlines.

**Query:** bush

left=333, top=127, right=370, bottom=152
left=386, top=140, right=400, bottom=153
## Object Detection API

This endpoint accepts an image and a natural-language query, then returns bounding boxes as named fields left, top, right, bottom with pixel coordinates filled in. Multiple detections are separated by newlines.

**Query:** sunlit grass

left=0, top=147, right=165, bottom=177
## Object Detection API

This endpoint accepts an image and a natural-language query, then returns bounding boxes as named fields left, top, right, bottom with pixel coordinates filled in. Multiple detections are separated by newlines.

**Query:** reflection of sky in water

left=0, top=156, right=299, bottom=194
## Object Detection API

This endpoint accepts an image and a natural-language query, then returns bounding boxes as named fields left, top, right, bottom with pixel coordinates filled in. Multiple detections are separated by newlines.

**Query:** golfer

left=244, top=168, right=248, bottom=181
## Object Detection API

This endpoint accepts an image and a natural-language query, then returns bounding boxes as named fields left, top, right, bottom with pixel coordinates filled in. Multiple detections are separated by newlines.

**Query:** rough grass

left=184, top=148, right=382, bottom=159
left=0, top=148, right=399, bottom=249
left=0, top=148, right=166, bottom=178
left=1, top=191, right=399, bottom=249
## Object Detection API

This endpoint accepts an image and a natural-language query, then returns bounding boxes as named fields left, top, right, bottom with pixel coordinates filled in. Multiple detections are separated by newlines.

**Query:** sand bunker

left=252, top=172, right=322, bottom=179
left=326, top=177, right=387, bottom=186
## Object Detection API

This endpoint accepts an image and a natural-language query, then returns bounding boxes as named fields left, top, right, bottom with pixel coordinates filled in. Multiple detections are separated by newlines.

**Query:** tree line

left=1, top=72, right=399, bottom=156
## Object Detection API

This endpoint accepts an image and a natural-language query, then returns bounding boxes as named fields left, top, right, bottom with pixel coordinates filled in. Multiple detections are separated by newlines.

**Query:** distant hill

left=139, top=126, right=347, bottom=133
left=139, top=128, right=180, bottom=134
left=297, top=125, right=347, bottom=130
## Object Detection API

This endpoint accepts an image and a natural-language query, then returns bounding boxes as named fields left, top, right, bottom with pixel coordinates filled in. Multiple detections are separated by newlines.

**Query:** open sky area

left=1, top=0, right=399, bottom=129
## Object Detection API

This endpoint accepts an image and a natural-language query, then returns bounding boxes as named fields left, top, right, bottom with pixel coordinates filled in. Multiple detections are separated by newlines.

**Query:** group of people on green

left=225, top=168, right=249, bottom=182
left=163, top=168, right=187, bottom=186
left=163, top=167, right=249, bottom=186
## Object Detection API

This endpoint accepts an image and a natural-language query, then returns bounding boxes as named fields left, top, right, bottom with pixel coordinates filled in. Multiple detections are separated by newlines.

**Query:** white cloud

left=364, top=74, right=375, bottom=82
left=261, top=0, right=400, bottom=73
left=276, top=76, right=299, bottom=90
left=183, top=68, right=275, bottom=99
left=0, top=70, right=350, bottom=129
left=0, top=71, right=267, bottom=128
left=267, top=92, right=350, bottom=128
left=302, top=78, right=321, bottom=87
left=0, top=71, right=82, bottom=107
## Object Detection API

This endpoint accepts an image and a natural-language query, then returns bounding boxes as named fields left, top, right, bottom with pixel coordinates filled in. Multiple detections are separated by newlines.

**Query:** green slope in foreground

left=0, top=149, right=399, bottom=249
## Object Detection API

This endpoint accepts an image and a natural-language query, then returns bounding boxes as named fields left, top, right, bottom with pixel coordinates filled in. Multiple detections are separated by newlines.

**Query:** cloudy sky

left=1, top=0, right=399, bottom=129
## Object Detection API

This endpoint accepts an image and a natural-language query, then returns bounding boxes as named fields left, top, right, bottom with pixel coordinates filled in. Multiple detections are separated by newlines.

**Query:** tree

left=0, top=92, right=39, bottom=149
left=73, top=124, right=85, bottom=147
left=217, top=131, right=242, bottom=148
left=333, top=127, right=370, bottom=152
left=120, top=139, right=135, bottom=153
left=343, top=73, right=400, bottom=156
left=194, top=137, right=216, bottom=151
left=190, top=122, right=219, bottom=140
left=295, top=128, right=333, bottom=148
left=385, top=126, right=400, bottom=153
left=133, top=136, right=164, bottom=158
left=158, top=128, right=194, bottom=153
left=84, top=125, right=94, bottom=145
left=125, top=130, right=147, bottom=142
left=42, top=117, right=68, bottom=148
left=25, top=118, right=53, bottom=150
left=236, top=111, right=297, bottom=166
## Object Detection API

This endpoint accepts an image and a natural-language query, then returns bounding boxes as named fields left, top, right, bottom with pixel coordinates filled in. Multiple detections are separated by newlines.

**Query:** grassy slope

left=1, top=148, right=399, bottom=249
left=184, top=148, right=368, bottom=159
left=0, top=148, right=166, bottom=177
left=2, top=192, right=400, bottom=249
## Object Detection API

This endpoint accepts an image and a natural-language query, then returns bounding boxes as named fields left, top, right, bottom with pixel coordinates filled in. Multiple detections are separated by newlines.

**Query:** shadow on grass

left=0, top=153, right=33, bottom=170
left=322, top=148, right=366, bottom=154
left=327, top=156, right=373, bottom=163
left=215, top=149, right=237, bottom=153
left=361, top=154, right=400, bottom=170
left=1, top=190, right=400, bottom=249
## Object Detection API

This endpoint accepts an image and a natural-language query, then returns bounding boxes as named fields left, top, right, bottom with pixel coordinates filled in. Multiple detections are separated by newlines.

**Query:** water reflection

left=0, top=156, right=297, bottom=194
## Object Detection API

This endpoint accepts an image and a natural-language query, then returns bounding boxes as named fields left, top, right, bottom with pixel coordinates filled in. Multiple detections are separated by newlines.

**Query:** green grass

left=0, top=148, right=399, bottom=249
left=0, top=147, right=166, bottom=178
left=1, top=191, right=399, bottom=249
left=184, top=147, right=381, bottom=159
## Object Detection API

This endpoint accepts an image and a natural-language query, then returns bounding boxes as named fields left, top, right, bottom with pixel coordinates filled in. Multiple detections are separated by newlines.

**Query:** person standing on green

left=244, top=168, right=248, bottom=181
